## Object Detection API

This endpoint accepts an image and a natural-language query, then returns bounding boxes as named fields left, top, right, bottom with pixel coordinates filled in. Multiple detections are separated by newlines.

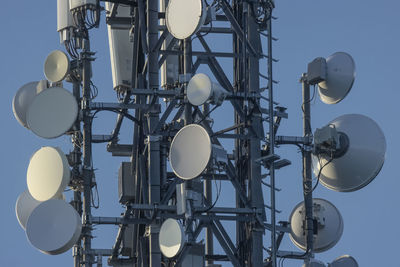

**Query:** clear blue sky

left=1, top=1, right=399, bottom=266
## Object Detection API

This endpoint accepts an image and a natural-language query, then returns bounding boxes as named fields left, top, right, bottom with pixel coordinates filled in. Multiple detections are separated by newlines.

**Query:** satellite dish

left=318, top=52, right=355, bottom=104
left=166, top=0, right=206, bottom=40
left=26, top=199, right=82, bottom=255
left=27, top=146, right=70, bottom=202
left=169, top=124, right=212, bottom=180
left=15, top=190, right=41, bottom=230
left=302, top=259, right=326, bottom=267
left=159, top=218, right=185, bottom=258
left=313, top=114, right=386, bottom=192
left=289, top=198, right=343, bottom=253
left=44, top=50, right=70, bottom=83
left=330, top=255, right=358, bottom=267
left=12, top=81, right=48, bottom=128
left=187, top=73, right=228, bottom=106
left=26, top=86, right=78, bottom=139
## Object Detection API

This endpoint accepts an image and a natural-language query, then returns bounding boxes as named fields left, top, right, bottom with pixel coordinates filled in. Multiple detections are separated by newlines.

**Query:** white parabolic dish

left=318, top=52, right=355, bottom=104
left=330, top=255, right=358, bottom=267
left=169, top=124, right=212, bottom=180
left=12, top=81, right=44, bottom=128
left=289, top=198, right=343, bottom=253
left=26, top=86, right=78, bottom=139
left=187, top=73, right=213, bottom=106
left=26, top=199, right=82, bottom=255
left=15, top=190, right=42, bottom=230
left=166, top=0, right=206, bottom=40
left=313, top=114, right=386, bottom=192
left=27, top=146, right=70, bottom=202
left=44, top=50, right=70, bottom=83
left=159, top=218, right=185, bottom=258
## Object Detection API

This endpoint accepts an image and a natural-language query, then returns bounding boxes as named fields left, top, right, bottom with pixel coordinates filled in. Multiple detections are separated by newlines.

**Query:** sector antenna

left=12, top=1, right=385, bottom=267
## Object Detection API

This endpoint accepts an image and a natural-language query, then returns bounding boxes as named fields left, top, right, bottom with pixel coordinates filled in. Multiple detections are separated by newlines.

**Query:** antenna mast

left=12, top=1, right=386, bottom=267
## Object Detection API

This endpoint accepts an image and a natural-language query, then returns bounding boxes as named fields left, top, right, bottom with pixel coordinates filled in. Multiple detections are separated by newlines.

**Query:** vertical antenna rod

left=301, top=74, right=314, bottom=263
left=82, top=38, right=94, bottom=267
left=147, top=0, right=161, bottom=265
left=267, top=15, right=277, bottom=267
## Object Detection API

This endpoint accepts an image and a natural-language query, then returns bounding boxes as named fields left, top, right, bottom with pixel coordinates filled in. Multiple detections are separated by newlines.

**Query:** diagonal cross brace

left=219, top=0, right=259, bottom=57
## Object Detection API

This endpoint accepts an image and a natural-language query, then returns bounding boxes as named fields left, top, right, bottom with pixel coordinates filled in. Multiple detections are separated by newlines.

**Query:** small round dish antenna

left=44, top=50, right=70, bottom=83
left=12, top=81, right=48, bottom=128
left=166, top=0, right=206, bottom=40
left=26, top=199, right=82, bottom=255
left=313, top=114, right=386, bottom=192
left=159, top=218, right=185, bottom=258
left=289, top=198, right=343, bottom=253
left=169, top=124, right=212, bottom=180
left=15, top=190, right=41, bottom=230
left=318, top=52, right=355, bottom=104
left=330, top=255, right=358, bottom=267
left=26, top=86, right=78, bottom=139
left=187, top=73, right=228, bottom=106
left=27, top=146, right=70, bottom=202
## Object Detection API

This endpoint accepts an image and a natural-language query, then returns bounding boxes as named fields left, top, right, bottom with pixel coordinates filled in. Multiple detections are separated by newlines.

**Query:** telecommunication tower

left=13, top=1, right=386, bottom=267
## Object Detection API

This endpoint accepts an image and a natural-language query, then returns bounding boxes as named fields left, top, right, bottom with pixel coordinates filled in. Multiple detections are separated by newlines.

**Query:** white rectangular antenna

left=69, top=0, right=96, bottom=10
left=106, top=3, right=133, bottom=91
left=57, top=0, right=75, bottom=43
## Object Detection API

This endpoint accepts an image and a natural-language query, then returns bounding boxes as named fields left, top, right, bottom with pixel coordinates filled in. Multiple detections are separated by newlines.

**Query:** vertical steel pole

left=233, top=2, right=246, bottom=264
left=184, top=38, right=193, bottom=124
left=147, top=0, right=161, bottom=265
left=301, top=74, right=313, bottom=263
left=183, top=36, right=195, bottom=243
left=82, top=38, right=94, bottom=267
left=267, top=16, right=277, bottom=267
left=72, top=81, right=82, bottom=267
left=203, top=103, right=214, bottom=265
left=247, top=3, right=264, bottom=266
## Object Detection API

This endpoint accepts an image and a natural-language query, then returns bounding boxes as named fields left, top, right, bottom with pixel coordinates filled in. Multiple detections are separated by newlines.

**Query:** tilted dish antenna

left=27, top=146, right=71, bottom=202
left=329, top=255, right=358, bottom=267
left=12, top=81, right=49, bottom=128
left=159, top=218, right=185, bottom=258
left=15, top=190, right=41, bottom=230
left=313, top=114, right=386, bottom=192
left=289, top=198, right=343, bottom=253
left=165, top=0, right=207, bottom=40
left=307, top=52, right=355, bottom=104
left=169, top=124, right=227, bottom=180
left=187, top=73, right=228, bottom=106
left=26, top=86, right=78, bottom=139
left=26, top=199, right=82, bottom=255
left=318, top=52, right=355, bottom=104
left=44, top=50, right=70, bottom=83
left=16, top=190, right=66, bottom=230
